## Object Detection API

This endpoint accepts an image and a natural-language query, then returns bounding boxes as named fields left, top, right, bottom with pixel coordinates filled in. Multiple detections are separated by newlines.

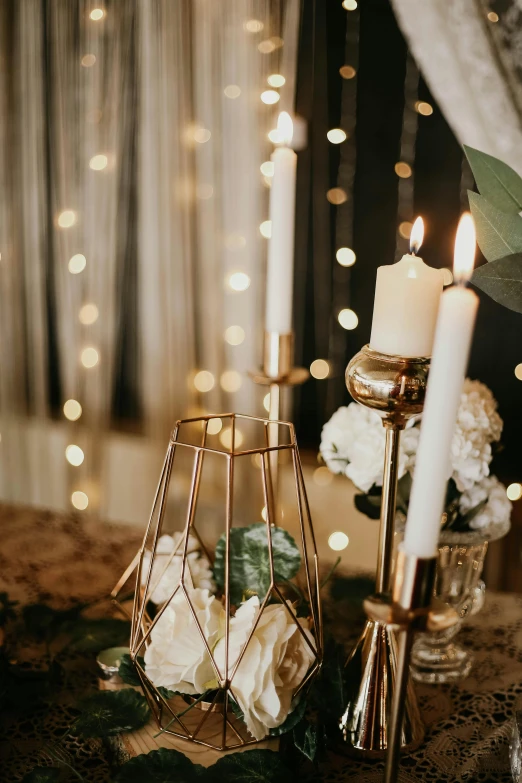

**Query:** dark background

left=293, top=0, right=522, bottom=493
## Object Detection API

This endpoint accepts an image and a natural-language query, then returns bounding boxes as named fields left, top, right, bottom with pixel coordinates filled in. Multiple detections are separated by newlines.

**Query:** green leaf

left=293, top=719, right=317, bottom=762
left=69, top=618, right=130, bottom=653
left=214, top=523, right=301, bottom=605
left=21, top=768, right=61, bottom=783
left=114, top=748, right=205, bottom=782
left=464, top=145, right=522, bottom=213
left=71, top=689, right=150, bottom=737
left=468, top=192, right=522, bottom=261
left=472, top=254, right=522, bottom=313
left=209, top=750, right=291, bottom=783
left=118, top=654, right=144, bottom=687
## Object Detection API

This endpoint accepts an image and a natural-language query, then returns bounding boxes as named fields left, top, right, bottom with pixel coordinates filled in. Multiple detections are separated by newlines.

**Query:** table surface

left=0, top=503, right=520, bottom=782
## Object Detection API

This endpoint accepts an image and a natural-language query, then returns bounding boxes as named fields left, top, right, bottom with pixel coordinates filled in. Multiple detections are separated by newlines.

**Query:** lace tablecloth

left=0, top=504, right=520, bottom=782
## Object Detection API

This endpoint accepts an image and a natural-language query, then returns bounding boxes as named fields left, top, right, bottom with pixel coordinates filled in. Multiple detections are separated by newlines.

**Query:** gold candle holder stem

left=249, top=331, right=309, bottom=523
left=376, top=423, right=403, bottom=593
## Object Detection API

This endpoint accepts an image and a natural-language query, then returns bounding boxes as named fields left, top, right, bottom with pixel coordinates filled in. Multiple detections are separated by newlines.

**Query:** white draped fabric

left=391, top=0, right=522, bottom=173
left=0, top=0, right=295, bottom=517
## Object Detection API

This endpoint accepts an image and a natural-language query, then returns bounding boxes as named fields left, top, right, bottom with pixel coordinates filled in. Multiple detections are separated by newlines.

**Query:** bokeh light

left=193, top=371, right=215, bottom=393
left=224, top=325, right=245, bottom=346
left=336, top=247, right=356, bottom=267
left=328, top=531, right=349, bottom=551
left=68, top=254, right=86, bottom=274
left=338, top=308, right=358, bottom=330
left=66, top=445, right=85, bottom=467
left=310, top=359, right=330, bottom=379
left=81, top=347, right=99, bottom=368
left=63, top=399, right=82, bottom=421
left=71, top=491, right=89, bottom=510
left=227, top=272, right=251, bottom=291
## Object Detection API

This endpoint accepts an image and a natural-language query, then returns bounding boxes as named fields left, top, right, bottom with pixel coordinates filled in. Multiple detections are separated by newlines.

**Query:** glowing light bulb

left=327, top=128, right=347, bottom=144
left=224, top=84, right=241, bottom=99
left=267, top=74, right=285, bottom=88
left=338, top=308, right=358, bottom=330
left=336, top=247, right=356, bottom=267
left=81, top=347, right=99, bottom=368
left=71, top=491, right=89, bottom=510
left=261, top=90, right=280, bottom=105
left=68, top=254, right=86, bottom=274
left=260, top=161, right=274, bottom=177
left=259, top=220, right=272, bottom=238
left=313, top=467, right=333, bottom=486
left=63, top=399, right=82, bottom=421
left=89, top=154, right=108, bottom=170
left=206, top=417, right=222, bottom=435
left=327, top=188, right=347, bottom=205
left=395, top=162, right=412, bottom=178
left=227, top=272, right=251, bottom=291
left=224, top=325, right=245, bottom=345
left=81, top=54, right=96, bottom=67
left=220, top=370, right=242, bottom=393
left=66, top=444, right=85, bottom=467
left=58, top=210, right=76, bottom=228
left=193, top=371, right=215, bottom=393
left=310, top=359, right=330, bottom=379
left=507, top=483, right=522, bottom=501
left=328, top=531, right=349, bottom=550
left=79, top=303, right=99, bottom=325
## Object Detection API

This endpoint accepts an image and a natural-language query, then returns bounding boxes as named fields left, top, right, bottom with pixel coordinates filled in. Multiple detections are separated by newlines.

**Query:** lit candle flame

left=453, top=212, right=476, bottom=285
left=409, top=216, right=424, bottom=255
left=277, top=112, right=293, bottom=146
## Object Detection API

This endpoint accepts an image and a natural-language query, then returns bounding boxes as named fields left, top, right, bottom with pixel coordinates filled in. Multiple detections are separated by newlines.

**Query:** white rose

left=459, top=475, right=512, bottom=532
left=214, top=597, right=315, bottom=740
left=141, top=533, right=216, bottom=605
left=144, top=587, right=222, bottom=695
left=320, top=403, right=419, bottom=492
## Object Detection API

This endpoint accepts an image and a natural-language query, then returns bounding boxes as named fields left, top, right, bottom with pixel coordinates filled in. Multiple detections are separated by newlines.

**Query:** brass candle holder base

left=337, top=346, right=430, bottom=758
left=250, top=331, right=309, bottom=518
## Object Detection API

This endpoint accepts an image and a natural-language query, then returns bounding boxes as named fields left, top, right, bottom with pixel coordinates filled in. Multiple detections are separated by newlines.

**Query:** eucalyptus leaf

left=209, top=749, right=291, bottom=783
left=71, top=689, right=150, bottom=737
left=472, top=254, right=522, bottom=313
left=468, top=192, right=522, bottom=261
left=115, top=748, right=205, bottom=782
left=293, top=719, right=317, bottom=762
left=69, top=618, right=130, bottom=653
left=21, top=768, right=61, bottom=783
left=464, top=145, right=522, bottom=213
left=118, top=653, right=144, bottom=687
left=214, top=523, right=301, bottom=605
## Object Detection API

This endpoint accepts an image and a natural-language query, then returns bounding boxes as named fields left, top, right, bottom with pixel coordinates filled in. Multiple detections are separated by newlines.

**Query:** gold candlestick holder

left=250, top=331, right=309, bottom=520
left=365, top=550, right=459, bottom=783
left=338, top=345, right=430, bottom=756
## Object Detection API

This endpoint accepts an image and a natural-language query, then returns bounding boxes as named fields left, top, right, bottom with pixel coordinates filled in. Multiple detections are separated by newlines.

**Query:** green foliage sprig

left=464, top=145, right=522, bottom=313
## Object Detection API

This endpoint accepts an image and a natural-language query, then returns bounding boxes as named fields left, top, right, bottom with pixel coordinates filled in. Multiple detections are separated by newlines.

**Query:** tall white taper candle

left=403, top=214, right=479, bottom=558
left=265, top=112, right=297, bottom=335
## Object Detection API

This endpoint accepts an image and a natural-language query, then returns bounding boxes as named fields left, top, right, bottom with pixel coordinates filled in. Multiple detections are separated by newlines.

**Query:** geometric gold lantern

left=112, top=413, right=322, bottom=750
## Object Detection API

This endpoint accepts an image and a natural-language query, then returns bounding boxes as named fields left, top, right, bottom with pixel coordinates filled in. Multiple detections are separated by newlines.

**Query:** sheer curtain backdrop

left=0, top=0, right=297, bottom=521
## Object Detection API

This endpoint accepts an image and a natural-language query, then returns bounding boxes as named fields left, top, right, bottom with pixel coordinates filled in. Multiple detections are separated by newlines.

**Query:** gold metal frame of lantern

left=111, top=413, right=323, bottom=751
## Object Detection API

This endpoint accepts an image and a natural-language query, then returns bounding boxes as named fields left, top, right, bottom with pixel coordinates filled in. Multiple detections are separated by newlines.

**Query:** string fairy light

left=71, top=491, right=89, bottom=510
left=227, top=271, right=251, bottom=291
left=89, top=154, right=108, bottom=170
left=327, top=129, right=347, bottom=144
left=66, top=444, right=85, bottom=467
left=63, top=399, right=82, bottom=421
left=507, top=483, right=522, bottom=501
left=515, top=364, right=522, bottom=381
left=328, top=531, right=349, bottom=550
left=80, top=347, right=100, bottom=368
left=260, top=90, right=280, bottom=105
left=58, top=210, right=77, bottom=228
left=89, top=8, right=105, bottom=21
left=193, top=371, right=215, bottom=392
left=310, top=359, right=330, bottom=379
left=68, top=253, right=87, bottom=274
left=268, top=74, right=286, bottom=87
left=259, top=220, right=272, bottom=238
left=224, top=325, right=245, bottom=345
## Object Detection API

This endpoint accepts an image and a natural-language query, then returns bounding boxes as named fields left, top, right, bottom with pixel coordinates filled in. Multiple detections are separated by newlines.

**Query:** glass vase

left=410, top=531, right=488, bottom=684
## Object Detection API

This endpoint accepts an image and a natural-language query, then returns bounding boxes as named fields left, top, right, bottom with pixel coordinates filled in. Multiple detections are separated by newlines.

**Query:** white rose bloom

left=141, top=532, right=216, bottom=605
left=449, top=380, right=503, bottom=492
left=144, top=587, right=222, bottom=695
left=214, top=596, right=315, bottom=740
left=459, top=475, right=512, bottom=532
left=320, top=403, right=419, bottom=492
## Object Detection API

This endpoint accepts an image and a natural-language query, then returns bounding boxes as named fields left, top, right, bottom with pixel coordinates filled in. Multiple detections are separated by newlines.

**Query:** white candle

left=265, top=112, right=297, bottom=335
left=370, top=217, right=443, bottom=357
left=403, top=214, right=479, bottom=558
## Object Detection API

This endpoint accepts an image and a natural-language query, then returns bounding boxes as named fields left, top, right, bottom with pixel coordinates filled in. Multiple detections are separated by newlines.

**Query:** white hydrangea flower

left=144, top=587, right=222, bottom=695
left=319, top=403, right=419, bottom=492
left=449, top=380, right=503, bottom=492
left=214, top=596, right=315, bottom=740
left=141, top=532, right=216, bottom=605
left=459, top=475, right=512, bottom=532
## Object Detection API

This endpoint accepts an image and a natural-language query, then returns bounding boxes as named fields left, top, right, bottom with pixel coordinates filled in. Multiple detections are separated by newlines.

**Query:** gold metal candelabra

left=250, top=331, right=309, bottom=517
left=338, top=345, right=430, bottom=756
